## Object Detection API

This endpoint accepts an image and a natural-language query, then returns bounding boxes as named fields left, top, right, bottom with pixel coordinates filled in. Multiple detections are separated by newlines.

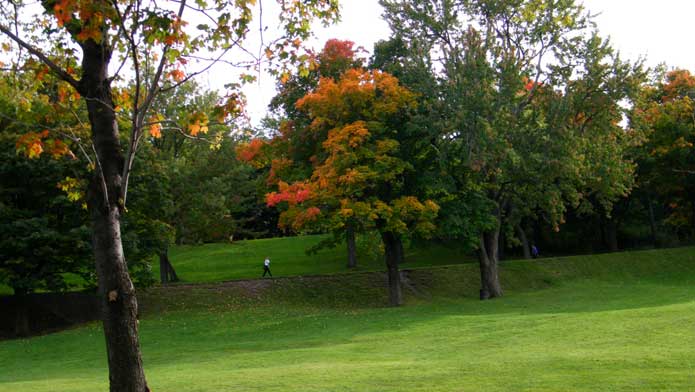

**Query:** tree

left=0, top=1, right=338, bottom=390
left=0, top=67, right=92, bottom=335
left=264, top=38, right=366, bottom=267
left=264, top=68, right=439, bottom=306
left=381, top=0, right=644, bottom=298
left=0, top=134, right=92, bottom=336
left=631, top=68, right=695, bottom=239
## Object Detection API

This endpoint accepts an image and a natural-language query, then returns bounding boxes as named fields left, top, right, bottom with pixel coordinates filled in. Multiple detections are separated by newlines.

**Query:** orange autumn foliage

left=16, top=130, right=75, bottom=160
left=662, top=69, right=695, bottom=102
left=236, top=138, right=268, bottom=167
left=265, top=66, right=438, bottom=236
left=296, top=68, right=416, bottom=129
left=266, top=181, right=315, bottom=207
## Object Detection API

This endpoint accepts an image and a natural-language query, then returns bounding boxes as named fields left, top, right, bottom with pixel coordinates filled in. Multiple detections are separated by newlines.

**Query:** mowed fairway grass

left=2, top=246, right=695, bottom=391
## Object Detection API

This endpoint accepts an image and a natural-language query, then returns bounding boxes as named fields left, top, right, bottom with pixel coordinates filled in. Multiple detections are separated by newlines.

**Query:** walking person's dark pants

left=263, top=266, right=272, bottom=277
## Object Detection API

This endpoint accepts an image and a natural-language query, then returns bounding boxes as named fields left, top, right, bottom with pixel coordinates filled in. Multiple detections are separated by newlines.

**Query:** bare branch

left=120, top=0, right=187, bottom=207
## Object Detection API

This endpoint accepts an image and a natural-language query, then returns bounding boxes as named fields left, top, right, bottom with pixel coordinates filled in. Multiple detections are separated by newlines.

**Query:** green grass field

left=1, top=245, right=695, bottom=391
left=0, top=235, right=472, bottom=296
left=162, top=234, right=475, bottom=283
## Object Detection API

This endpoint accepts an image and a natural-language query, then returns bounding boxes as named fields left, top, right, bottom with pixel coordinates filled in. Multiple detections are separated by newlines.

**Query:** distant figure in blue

left=531, top=244, right=540, bottom=259
left=262, top=256, right=273, bottom=278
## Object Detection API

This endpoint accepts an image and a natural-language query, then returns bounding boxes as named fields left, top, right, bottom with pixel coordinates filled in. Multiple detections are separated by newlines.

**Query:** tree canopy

left=1, top=1, right=339, bottom=390
left=379, top=0, right=645, bottom=298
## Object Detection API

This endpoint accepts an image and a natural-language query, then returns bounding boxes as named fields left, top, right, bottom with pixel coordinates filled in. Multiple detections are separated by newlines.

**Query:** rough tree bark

left=346, top=224, right=357, bottom=269
left=81, top=39, right=148, bottom=392
left=603, top=216, right=619, bottom=252
left=395, top=236, right=405, bottom=264
left=13, top=290, right=30, bottom=337
left=381, top=231, right=403, bottom=306
left=516, top=224, right=531, bottom=259
left=478, top=208, right=504, bottom=300
left=646, top=195, right=658, bottom=248
left=159, top=246, right=179, bottom=285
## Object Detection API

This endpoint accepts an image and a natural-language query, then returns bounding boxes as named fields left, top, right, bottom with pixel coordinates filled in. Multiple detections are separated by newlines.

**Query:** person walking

left=262, top=256, right=273, bottom=278
left=531, top=244, right=540, bottom=259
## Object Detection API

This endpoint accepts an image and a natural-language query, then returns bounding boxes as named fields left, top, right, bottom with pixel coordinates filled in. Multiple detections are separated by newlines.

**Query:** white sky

left=240, top=0, right=695, bottom=126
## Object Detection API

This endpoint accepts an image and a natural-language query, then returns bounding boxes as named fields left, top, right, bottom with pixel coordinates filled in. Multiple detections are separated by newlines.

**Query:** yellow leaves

left=188, top=122, right=202, bottom=136
left=375, top=139, right=398, bottom=155
left=112, top=88, right=131, bottom=112
left=296, top=68, right=416, bottom=129
left=1, top=43, right=10, bottom=52
left=57, top=83, right=71, bottom=103
left=77, top=26, right=102, bottom=43
left=184, top=112, right=209, bottom=136
left=188, top=122, right=207, bottom=136
left=28, top=140, right=44, bottom=158
left=57, top=176, right=84, bottom=203
left=323, top=121, right=370, bottom=153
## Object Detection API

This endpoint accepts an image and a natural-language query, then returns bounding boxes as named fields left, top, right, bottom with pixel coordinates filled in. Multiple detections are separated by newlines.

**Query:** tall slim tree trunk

left=604, top=217, right=619, bottom=252
left=159, top=252, right=168, bottom=285
left=81, top=39, right=147, bottom=392
left=646, top=196, right=658, bottom=247
left=13, top=290, right=29, bottom=338
left=159, top=246, right=179, bottom=284
left=479, top=225, right=503, bottom=300
left=346, top=225, right=357, bottom=269
left=498, top=227, right=506, bottom=261
left=395, top=236, right=405, bottom=264
left=167, top=255, right=179, bottom=283
left=516, top=224, right=531, bottom=259
left=381, top=231, right=402, bottom=306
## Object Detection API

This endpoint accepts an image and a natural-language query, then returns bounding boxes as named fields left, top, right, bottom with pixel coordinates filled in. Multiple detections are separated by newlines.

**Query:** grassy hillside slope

left=1, top=247, right=694, bottom=391
left=163, top=234, right=474, bottom=283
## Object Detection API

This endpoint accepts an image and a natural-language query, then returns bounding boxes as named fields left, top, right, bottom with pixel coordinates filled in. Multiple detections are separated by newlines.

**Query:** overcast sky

left=240, top=0, right=695, bottom=126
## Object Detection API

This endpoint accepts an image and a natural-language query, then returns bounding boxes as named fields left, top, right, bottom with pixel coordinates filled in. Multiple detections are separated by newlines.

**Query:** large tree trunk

left=81, top=40, right=148, bottom=392
left=346, top=225, right=357, bottom=269
left=646, top=196, right=658, bottom=248
left=13, top=291, right=29, bottom=338
left=603, top=217, right=619, bottom=252
left=159, top=246, right=179, bottom=284
left=395, top=236, right=405, bottom=264
left=516, top=224, right=531, bottom=259
left=479, top=226, right=503, bottom=300
left=381, top=231, right=402, bottom=306
left=498, top=227, right=506, bottom=261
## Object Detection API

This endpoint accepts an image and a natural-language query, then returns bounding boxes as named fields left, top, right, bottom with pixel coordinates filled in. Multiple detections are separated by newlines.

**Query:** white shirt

left=264, top=258, right=270, bottom=267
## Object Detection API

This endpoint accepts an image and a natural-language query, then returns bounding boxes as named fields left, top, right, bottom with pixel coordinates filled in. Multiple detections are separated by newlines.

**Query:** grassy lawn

left=162, top=234, right=475, bottom=283
left=1, top=247, right=695, bottom=391
left=0, top=235, right=471, bottom=296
